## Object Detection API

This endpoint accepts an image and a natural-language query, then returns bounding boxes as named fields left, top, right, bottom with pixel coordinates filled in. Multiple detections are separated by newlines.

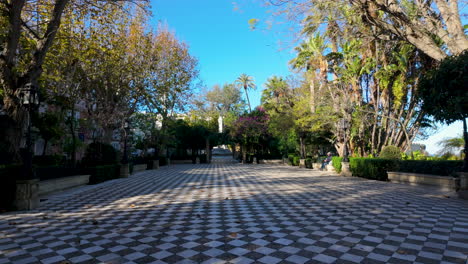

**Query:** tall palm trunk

left=244, top=85, right=251, bottom=112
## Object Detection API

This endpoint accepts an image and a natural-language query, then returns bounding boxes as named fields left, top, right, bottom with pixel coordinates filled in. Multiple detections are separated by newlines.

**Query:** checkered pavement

left=1, top=164, right=467, bottom=264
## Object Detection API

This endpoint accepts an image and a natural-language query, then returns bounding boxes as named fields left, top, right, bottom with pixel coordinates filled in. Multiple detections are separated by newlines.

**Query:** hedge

left=349, top=158, right=463, bottom=181
left=396, top=160, right=463, bottom=176
left=85, top=164, right=121, bottom=184
left=350, top=158, right=398, bottom=181
left=332, top=157, right=343, bottom=173
left=36, top=166, right=82, bottom=181
left=0, top=164, right=21, bottom=211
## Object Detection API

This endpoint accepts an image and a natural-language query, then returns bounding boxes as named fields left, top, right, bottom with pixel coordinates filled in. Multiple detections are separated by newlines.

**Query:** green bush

left=305, top=158, right=313, bottom=169
left=86, top=164, right=120, bottom=184
left=350, top=158, right=398, bottom=181
left=81, top=142, right=118, bottom=167
left=33, top=155, right=66, bottom=166
left=0, top=164, right=21, bottom=211
left=35, top=166, right=81, bottom=180
left=292, top=156, right=300, bottom=166
left=397, top=160, right=463, bottom=176
left=379, top=145, right=402, bottom=160
left=332, top=156, right=343, bottom=173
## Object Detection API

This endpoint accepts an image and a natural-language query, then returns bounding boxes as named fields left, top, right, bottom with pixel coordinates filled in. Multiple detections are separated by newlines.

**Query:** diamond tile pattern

left=1, top=164, right=467, bottom=264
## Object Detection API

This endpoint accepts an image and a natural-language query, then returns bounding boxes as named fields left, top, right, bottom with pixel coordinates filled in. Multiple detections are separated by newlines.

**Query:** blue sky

left=149, top=0, right=293, bottom=107
left=149, top=0, right=464, bottom=155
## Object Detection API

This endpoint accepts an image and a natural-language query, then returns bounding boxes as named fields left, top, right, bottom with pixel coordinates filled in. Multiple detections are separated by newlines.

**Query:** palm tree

left=437, top=136, right=465, bottom=158
left=289, top=33, right=328, bottom=113
left=235, top=74, right=256, bottom=112
left=262, top=76, right=291, bottom=109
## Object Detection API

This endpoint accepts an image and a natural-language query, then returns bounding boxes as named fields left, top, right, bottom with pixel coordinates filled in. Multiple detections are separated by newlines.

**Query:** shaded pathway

left=0, top=164, right=467, bottom=264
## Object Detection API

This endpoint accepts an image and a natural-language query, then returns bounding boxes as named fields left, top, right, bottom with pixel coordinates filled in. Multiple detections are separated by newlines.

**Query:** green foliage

left=437, top=136, right=464, bottom=157
left=35, top=166, right=81, bottom=181
left=0, top=164, right=21, bottom=211
left=292, top=156, right=300, bottom=166
left=81, top=142, right=118, bottom=167
left=332, top=156, right=343, bottom=173
left=305, top=158, right=313, bottom=169
left=397, top=160, right=463, bottom=176
left=379, top=145, right=402, bottom=160
left=350, top=158, right=398, bottom=181
left=33, top=155, right=66, bottom=167
left=86, top=164, right=121, bottom=184
left=418, top=50, right=468, bottom=124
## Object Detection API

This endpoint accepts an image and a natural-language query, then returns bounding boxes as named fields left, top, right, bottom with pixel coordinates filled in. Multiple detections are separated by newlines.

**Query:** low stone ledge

left=388, top=171, right=458, bottom=191
left=132, top=164, right=147, bottom=173
left=39, top=175, right=90, bottom=196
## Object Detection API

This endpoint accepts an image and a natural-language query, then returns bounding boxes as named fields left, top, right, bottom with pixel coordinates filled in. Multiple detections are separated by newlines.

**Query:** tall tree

left=268, top=0, right=467, bottom=61
left=235, top=73, right=256, bottom=112
left=418, top=50, right=468, bottom=170
left=290, top=34, right=328, bottom=113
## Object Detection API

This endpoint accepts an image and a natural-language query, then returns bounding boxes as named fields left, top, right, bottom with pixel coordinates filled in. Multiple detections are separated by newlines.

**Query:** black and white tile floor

left=1, top=164, right=467, bottom=264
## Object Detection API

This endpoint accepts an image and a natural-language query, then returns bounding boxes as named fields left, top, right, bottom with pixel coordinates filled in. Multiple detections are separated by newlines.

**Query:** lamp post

left=122, top=120, right=130, bottom=164
left=15, top=82, right=40, bottom=210
left=120, top=120, right=130, bottom=178
left=339, top=118, right=350, bottom=162
left=17, top=83, right=40, bottom=180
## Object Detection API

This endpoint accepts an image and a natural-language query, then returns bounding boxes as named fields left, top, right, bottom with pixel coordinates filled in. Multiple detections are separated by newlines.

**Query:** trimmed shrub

left=396, top=160, right=463, bottom=176
left=36, top=166, right=81, bottom=181
left=292, top=156, right=300, bottom=166
left=332, top=157, right=343, bottom=173
left=0, top=164, right=21, bottom=211
left=86, top=164, right=120, bottom=184
left=81, top=142, right=118, bottom=167
left=33, top=155, right=66, bottom=166
left=379, top=145, right=402, bottom=160
left=350, top=158, right=398, bottom=181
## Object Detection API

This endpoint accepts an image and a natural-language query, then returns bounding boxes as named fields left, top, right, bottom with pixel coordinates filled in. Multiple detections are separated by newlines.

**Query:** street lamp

left=339, top=118, right=350, bottom=162
left=121, top=120, right=130, bottom=164
left=18, top=83, right=40, bottom=180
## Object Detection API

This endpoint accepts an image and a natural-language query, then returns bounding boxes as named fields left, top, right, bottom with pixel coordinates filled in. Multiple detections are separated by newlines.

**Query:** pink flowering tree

left=231, top=107, right=270, bottom=162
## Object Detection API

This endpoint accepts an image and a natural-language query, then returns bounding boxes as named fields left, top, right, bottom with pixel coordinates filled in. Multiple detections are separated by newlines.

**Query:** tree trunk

left=309, top=73, right=315, bottom=113
left=463, top=118, right=468, bottom=172
left=244, top=87, right=252, bottom=112
left=42, top=139, right=48, bottom=156
left=299, top=135, right=306, bottom=159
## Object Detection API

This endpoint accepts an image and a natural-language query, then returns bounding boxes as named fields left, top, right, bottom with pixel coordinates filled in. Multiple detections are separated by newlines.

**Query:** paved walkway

left=1, top=164, right=467, bottom=264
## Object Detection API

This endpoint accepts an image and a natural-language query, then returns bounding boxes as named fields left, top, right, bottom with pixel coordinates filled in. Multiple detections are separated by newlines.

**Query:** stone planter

left=120, top=163, right=129, bottom=178
left=152, top=160, right=159, bottom=169
left=299, top=159, right=306, bottom=168
left=341, top=162, right=351, bottom=176
left=15, top=179, right=40, bottom=210
left=456, top=172, right=468, bottom=190
left=133, top=164, right=147, bottom=173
